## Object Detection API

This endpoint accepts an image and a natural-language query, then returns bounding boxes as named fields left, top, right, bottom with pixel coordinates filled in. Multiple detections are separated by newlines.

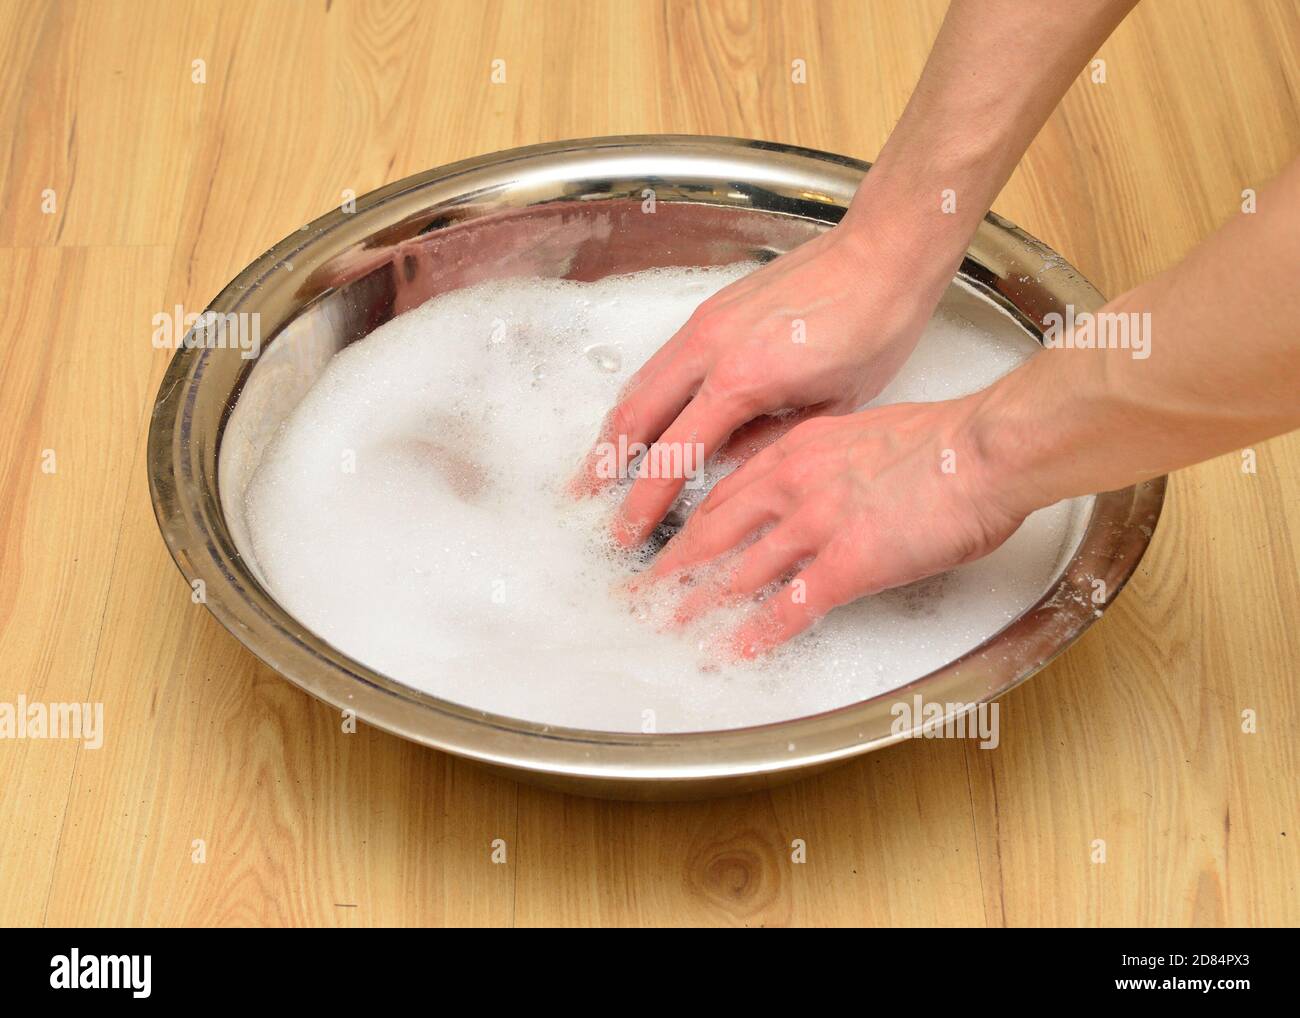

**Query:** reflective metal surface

left=147, top=135, right=1165, bottom=800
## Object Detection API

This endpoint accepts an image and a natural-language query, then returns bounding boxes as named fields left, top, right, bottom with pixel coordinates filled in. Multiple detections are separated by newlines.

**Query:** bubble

left=244, top=265, right=1089, bottom=733
left=583, top=342, right=623, bottom=373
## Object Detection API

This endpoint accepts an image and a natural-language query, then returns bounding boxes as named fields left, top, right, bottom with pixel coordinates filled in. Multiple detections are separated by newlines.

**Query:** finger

left=715, top=408, right=812, bottom=463
left=703, top=411, right=849, bottom=515
left=650, top=481, right=785, bottom=576
left=695, top=437, right=786, bottom=517
left=614, top=390, right=756, bottom=546
left=667, top=518, right=818, bottom=627
left=570, top=355, right=705, bottom=497
left=728, top=519, right=818, bottom=596
left=622, top=324, right=692, bottom=394
left=667, top=571, right=734, bottom=628
left=728, top=554, right=858, bottom=658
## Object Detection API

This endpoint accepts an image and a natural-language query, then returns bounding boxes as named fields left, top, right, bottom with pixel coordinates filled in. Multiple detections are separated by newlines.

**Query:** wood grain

left=0, top=0, right=1296, bottom=927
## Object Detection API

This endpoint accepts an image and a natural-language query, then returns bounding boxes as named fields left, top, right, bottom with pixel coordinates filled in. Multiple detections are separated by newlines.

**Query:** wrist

left=838, top=149, right=995, bottom=302
left=963, top=364, right=1068, bottom=519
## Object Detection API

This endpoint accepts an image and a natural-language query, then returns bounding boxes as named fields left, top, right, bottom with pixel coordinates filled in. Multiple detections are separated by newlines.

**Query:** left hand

left=644, top=395, right=1030, bottom=656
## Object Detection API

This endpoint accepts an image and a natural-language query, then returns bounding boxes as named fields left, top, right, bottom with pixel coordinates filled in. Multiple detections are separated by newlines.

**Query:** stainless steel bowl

left=147, top=135, right=1165, bottom=800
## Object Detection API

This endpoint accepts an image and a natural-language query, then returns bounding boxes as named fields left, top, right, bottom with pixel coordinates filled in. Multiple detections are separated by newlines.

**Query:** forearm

left=975, top=156, right=1300, bottom=511
left=844, top=0, right=1137, bottom=275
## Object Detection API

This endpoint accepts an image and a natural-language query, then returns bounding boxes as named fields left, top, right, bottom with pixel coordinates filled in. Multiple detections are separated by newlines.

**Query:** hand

left=644, top=395, right=1029, bottom=656
left=576, top=215, right=952, bottom=545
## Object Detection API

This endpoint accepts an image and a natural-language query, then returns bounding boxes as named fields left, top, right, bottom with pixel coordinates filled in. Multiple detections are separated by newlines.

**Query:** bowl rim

left=147, top=133, right=1166, bottom=789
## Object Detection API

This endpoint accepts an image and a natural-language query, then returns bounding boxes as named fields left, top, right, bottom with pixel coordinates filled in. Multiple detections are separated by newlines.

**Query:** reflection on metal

left=148, top=136, right=1164, bottom=800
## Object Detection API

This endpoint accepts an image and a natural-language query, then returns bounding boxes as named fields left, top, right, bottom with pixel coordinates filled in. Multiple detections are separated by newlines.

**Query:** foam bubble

left=244, top=264, right=1088, bottom=732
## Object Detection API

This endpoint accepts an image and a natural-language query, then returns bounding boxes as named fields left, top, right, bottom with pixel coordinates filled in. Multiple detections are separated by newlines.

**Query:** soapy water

left=244, top=264, right=1088, bottom=732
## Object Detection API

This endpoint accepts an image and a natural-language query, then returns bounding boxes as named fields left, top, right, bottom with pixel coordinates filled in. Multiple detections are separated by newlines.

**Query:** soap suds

left=244, top=264, right=1087, bottom=732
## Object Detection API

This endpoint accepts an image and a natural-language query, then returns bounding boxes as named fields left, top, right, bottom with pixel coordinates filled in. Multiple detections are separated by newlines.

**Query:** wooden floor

left=1, top=0, right=1298, bottom=927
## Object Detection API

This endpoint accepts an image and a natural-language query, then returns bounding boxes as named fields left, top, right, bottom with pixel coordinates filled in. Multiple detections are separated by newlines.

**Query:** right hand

left=644, top=394, right=1030, bottom=656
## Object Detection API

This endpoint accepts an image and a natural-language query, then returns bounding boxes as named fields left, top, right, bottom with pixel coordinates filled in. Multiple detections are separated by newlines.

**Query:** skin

left=653, top=158, right=1300, bottom=655
left=578, top=0, right=1300, bottom=655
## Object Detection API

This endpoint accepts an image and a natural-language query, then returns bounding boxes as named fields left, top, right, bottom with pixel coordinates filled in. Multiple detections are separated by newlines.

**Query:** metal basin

left=147, top=135, right=1165, bottom=800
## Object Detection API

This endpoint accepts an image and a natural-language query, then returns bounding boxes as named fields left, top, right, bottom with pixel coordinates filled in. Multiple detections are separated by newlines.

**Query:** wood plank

left=0, top=0, right=1296, bottom=927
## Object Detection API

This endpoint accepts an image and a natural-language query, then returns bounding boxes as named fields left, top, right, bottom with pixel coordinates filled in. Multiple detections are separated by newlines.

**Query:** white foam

left=244, top=265, right=1088, bottom=732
